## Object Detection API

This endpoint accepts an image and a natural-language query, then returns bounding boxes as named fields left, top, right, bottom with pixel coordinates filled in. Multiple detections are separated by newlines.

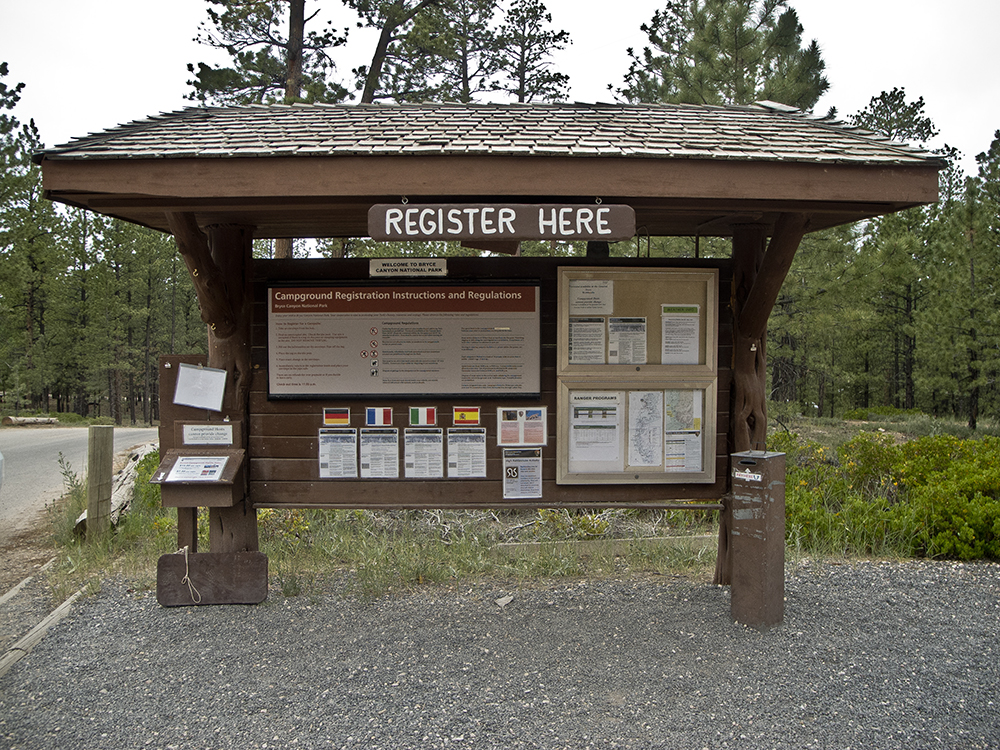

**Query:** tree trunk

left=715, top=216, right=807, bottom=586
left=360, top=0, right=439, bottom=104
left=205, top=224, right=258, bottom=553
left=285, top=0, right=304, bottom=102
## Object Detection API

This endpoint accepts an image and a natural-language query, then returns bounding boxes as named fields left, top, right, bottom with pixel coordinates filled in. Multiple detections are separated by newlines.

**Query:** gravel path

left=1, top=559, right=998, bottom=749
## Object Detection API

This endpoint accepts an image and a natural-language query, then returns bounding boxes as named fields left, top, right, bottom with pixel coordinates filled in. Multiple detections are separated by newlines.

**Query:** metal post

left=730, top=450, right=785, bottom=629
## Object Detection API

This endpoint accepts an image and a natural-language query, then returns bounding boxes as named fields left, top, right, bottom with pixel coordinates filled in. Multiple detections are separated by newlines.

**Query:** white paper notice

left=360, top=428, right=399, bottom=478
left=318, top=428, right=358, bottom=478
left=608, top=317, right=647, bottom=364
left=568, top=391, right=624, bottom=472
left=404, top=428, right=444, bottom=478
left=166, top=456, right=229, bottom=482
left=173, top=363, right=227, bottom=412
left=503, top=448, right=543, bottom=499
left=660, top=305, right=701, bottom=365
left=663, top=389, right=703, bottom=472
left=447, top=428, right=487, bottom=478
left=568, top=317, right=606, bottom=364
left=497, top=408, right=548, bottom=446
left=664, top=432, right=702, bottom=472
left=568, top=279, right=613, bottom=315
left=628, top=391, right=663, bottom=467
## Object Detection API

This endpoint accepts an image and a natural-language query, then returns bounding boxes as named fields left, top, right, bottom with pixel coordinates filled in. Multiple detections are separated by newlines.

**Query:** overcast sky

left=2, top=0, right=996, bottom=174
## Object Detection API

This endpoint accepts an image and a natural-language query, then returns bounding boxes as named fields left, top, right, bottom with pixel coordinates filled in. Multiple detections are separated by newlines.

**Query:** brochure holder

left=150, top=448, right=247, bottom=508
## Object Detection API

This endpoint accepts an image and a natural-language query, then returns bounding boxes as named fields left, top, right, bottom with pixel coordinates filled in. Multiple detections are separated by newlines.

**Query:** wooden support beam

left=715, top=213, right=807, bottom=587
left=204, top=224, right=258, bottom=554
left=166, top=212, right=238, bottom=338
left=737, top=213, right=810, bottom=340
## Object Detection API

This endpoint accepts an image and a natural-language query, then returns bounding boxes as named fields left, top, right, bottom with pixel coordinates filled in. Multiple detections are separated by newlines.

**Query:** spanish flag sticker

left=453, top=407, right=481, bottom=425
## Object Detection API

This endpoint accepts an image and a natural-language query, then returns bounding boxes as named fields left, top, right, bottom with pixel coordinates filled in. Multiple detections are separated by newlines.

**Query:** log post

left=167, top=215, right=257, bottom=554
left=86, top=425, right=114, bottom=540
left=205, top=224, right=257, bottom=553
left=714, top=215, right=808, bottom=585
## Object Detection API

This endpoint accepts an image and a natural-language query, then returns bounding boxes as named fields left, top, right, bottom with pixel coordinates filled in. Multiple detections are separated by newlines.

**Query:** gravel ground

left=1, top=559, right=998, bottom=749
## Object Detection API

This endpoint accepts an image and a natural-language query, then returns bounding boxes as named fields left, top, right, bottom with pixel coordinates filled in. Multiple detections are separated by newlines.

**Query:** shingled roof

left=37, top=101, right=942, bottom=238
left=38, top=101, right=936, bottom=166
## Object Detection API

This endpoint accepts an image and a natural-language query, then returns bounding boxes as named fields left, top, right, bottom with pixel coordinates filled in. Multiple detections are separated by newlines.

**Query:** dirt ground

left=0, top=522, right=56, bottom=594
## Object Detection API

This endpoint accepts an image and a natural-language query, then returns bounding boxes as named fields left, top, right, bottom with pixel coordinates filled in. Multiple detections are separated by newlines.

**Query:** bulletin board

left=556, top=267, right=718, bottom=485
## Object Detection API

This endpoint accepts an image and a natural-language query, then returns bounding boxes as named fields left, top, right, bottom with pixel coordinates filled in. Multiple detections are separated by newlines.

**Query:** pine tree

left=616, top=0, right=827, bottom=110
left=187, top=0, right=349, bottom=105
left=347, top=0, right=447, bottom=103
left=493, top=0, right=570, bottom=103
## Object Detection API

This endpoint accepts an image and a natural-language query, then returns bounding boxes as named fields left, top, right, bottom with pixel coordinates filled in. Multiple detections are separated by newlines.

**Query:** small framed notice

left=503, top=448, right=543, bottom=499
left=166, top=456, right=229, bottom=482
left=173, top=363, right=227, bottom=412
left=496, top=407, right=548, bottom=446
left=182, top=423, right=234, bottom=446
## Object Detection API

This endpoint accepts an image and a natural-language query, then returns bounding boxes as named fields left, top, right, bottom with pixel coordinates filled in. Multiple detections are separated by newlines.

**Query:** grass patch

left=45, top=451, right=176, bottom=602
left=45, top=461, right=718, bottom=600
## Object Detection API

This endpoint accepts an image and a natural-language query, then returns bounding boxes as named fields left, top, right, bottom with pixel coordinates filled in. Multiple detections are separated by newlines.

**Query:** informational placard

left=370, top=258, right=448, bottom=277
left=268, top=285, right=541, bottom=397
left=404, top=428, right=444, bottom=478
left=661, top=305, right=701, bottom=365
left=567, top=391, right=623, bottom=473
left=608, top=317, right=647, bottom=364
left=497, top=407, right=548, bottom=446
left=360, top=428, right=399, bottom=478
left=318, top=428, right=358, bottom=479
left=503, top=449, right=543, bottom=499
left=568, top=279, right=613, bottom=315
left=174, top=363, right=227, bottom=412
left=568, top=317, right=605, bottom=364
left=166, top=455, right=229, bottom=482
left=447, top=428, right=487, bottom=478
left=182, top=423, right=234, bottom=446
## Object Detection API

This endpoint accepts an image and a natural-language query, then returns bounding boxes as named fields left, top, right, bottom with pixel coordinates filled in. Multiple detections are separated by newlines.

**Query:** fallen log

left=2, top=416, right=59, bottom=426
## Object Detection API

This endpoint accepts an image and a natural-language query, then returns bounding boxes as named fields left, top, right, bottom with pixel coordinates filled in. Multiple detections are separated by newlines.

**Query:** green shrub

left=785, top=430, right=1000, bottom=561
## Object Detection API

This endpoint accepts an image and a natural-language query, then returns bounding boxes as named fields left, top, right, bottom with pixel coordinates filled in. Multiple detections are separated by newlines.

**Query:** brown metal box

left=729, top=450, right=786, bottom=629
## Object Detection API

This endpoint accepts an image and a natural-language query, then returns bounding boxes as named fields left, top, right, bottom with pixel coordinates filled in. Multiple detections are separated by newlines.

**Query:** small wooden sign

left=368, top=203, right=635, bottom=242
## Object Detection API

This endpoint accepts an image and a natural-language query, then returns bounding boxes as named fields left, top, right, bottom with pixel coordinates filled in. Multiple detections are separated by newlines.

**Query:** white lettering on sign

left=370, top=204, right=634, bottom=241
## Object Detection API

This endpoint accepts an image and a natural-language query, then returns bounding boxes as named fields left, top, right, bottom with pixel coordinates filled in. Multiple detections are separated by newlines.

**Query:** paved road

left=0, top=426, right=158, bottom=545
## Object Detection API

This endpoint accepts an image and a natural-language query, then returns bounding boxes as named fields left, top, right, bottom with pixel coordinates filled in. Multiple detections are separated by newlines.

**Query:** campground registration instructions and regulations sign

left=268, top=285, right=541, bottom=397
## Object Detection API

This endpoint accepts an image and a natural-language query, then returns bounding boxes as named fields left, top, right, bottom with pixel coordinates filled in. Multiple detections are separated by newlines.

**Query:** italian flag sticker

left=409, top=407, right=437, bottom=426
left=366, top=407, right=393, bottom=426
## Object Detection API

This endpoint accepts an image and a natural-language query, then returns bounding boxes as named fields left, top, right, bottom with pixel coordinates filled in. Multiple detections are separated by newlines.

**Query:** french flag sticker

left=366, top=407, right=393, bottom=426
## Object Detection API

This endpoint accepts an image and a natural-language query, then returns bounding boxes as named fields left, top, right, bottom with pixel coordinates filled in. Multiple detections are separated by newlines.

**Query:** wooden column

left=167, top=214, right=257, bottom=554
left=715, top=214, right=808, bottom=585
left=205, top=224, right=257, bottom=553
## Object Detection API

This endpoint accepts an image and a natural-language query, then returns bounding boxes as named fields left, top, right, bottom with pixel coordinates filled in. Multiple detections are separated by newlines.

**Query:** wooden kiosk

left=37, top=102, right=941, bottom=623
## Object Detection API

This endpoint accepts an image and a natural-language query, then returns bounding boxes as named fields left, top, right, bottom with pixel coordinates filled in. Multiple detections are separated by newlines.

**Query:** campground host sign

left=368, top=204, right=635, bottom=242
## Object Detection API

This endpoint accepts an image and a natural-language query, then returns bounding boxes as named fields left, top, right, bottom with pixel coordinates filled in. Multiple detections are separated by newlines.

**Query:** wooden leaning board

left=156, top=551, right=268, bottom=606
